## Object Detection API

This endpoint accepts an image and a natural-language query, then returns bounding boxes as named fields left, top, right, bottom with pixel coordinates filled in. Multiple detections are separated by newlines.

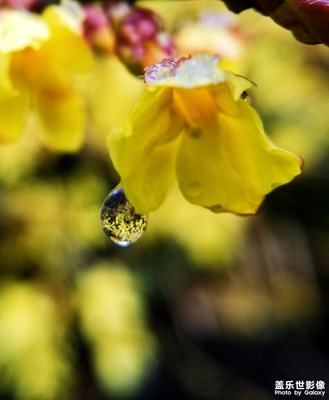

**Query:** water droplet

left=186, top=182, right=202, bottom=197
left=241, top=91, right=249, bottom=103
left=190, top=128, right=203, bottom=139
left=100, top=186, right=148, bottom=247
left=209, top=204, right=223, bottom=212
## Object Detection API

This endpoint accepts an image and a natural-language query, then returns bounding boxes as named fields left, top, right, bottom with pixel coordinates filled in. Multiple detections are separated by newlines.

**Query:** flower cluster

left=0, top=0, right=177, bottom=150
left=108, top=54, right=302, bottom=215
left=0, top=1, right=93, bottom=151
left=0, top=1, right=303, bottom=215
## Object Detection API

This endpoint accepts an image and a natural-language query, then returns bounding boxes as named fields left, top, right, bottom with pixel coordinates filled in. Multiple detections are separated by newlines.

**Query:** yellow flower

left=0, top=1, right=93, bottom=151
left=108, top=54, right=302, bottom=215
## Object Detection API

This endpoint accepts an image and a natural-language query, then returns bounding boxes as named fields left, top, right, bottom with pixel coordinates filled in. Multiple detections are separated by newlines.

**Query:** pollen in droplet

left=100, top=187, right=148, bottom=247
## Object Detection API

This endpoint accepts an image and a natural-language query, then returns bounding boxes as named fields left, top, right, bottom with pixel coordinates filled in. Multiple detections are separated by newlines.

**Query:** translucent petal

left=35, top=85, right=85, bottom=152
left=176, top=98, right=302, bottom=215
left=0, top=89, right=29, bottom=143
left=108, top=88, right=184, bottom=213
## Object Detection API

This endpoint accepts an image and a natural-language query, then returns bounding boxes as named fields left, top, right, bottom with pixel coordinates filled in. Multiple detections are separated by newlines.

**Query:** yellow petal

left=173, top=87, right=219, bottom=126
left=44, top=0, right=85, bottom=34
left=9, top=7, right=93, bottom=89
left=0, top=54, right=19, bottom=100
left=108, top=88, right=184, bottom=213
left=0, top=10, right=49, bottom=53
left=42, top=4, right=93, bottom=74
left=35, top=85, right=85, bottom=152
left=176, top=98, right=302, bottom=215
left=224, top=71, right=256, bottom=100
left=0, top=89, right=29, bottom=143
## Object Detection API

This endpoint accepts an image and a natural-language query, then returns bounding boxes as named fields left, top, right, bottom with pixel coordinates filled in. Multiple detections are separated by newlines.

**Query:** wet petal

left=108, top=88, right=184, bottom=213
left=35, top=85, right=85, bottom=152
left=176, top=98, right=302, bottom=215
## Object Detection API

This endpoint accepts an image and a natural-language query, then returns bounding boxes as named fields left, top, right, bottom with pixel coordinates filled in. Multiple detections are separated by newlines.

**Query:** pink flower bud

left=107, top=3, right=176, bottom=74
left=83, top=4, right=114, bottom=52
left=1, top=0, right=40, bottom=11
left=116, top=7, right=163, bottom=46
left=222, top=0, right=329, bottom=46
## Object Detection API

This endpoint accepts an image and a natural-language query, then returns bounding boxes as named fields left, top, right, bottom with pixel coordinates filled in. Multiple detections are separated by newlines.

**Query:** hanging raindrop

left=100, top=185, right=148, bottom=247
left=241, top=90, right=250, bottom=103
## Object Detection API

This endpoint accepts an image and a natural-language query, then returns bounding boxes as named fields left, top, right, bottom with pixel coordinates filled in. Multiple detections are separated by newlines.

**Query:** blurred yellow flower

left=0, top=282, right=72, bottom=400
left=0, top=1, right=93, bottom=151
left=76, top=263, right=156, bottom=397
left=108, top=54, right=302, bottom=215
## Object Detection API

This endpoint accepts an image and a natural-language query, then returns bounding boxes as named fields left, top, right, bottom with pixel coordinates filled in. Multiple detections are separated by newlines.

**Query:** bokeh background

left=1, top=1, right=329, bottom=399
